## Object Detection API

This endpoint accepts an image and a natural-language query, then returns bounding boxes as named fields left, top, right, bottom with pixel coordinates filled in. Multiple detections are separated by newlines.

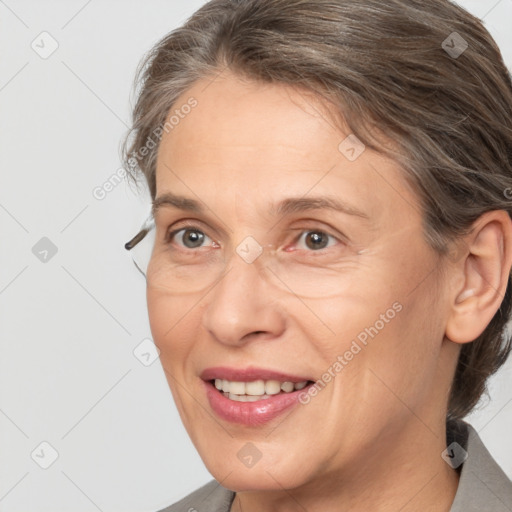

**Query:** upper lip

left=200, top=366, right=314, bottom=383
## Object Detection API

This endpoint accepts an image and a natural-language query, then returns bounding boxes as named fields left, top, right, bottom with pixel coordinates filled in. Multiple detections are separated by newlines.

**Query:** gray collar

left=449, top=420, right=512, bottom=511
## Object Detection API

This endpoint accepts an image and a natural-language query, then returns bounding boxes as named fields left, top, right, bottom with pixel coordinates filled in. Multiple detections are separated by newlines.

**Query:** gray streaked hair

left=121, top=0, right=512, bottom=420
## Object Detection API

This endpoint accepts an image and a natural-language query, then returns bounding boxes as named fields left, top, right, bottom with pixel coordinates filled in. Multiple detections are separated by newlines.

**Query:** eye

left=295, top=230, right=338, bottom=251
left=167, top=227, right=215, bottom=249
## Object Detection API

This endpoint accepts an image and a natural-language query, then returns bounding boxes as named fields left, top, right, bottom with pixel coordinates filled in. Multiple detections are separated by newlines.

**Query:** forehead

left=158, top=72, right=340, bottom=163
left=154, top=71, right=419, bottom=224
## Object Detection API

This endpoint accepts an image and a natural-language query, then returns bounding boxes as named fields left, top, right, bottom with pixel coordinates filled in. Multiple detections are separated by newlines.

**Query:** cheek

left=146, top=289, right=198, bottom=364
left=355, top=287, right=444, bottom=417
left=146, top=290, right=203, bottom=419
left=146, top=290, right=169, bottom=347
left=298, top=285, right=400, bottom=358
left=302, top=256, right=442, bottom=411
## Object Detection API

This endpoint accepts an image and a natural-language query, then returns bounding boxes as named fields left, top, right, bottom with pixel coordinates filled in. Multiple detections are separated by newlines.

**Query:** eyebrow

left=152, top=192, right=370, bottom=220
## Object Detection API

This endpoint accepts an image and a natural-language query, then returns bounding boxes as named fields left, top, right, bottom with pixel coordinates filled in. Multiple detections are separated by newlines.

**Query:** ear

left=445, top=210, right=512, bottom=344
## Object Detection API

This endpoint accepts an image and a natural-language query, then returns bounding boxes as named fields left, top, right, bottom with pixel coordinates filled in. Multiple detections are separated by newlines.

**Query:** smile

left=200, top=367, right=316, bottom=425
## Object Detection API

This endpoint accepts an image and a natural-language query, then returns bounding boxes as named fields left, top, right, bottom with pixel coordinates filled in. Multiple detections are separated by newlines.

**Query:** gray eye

left=178, top=229, right=207, bottom=248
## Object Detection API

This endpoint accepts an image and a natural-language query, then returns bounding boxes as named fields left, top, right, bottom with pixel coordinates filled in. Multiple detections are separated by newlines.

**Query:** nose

left=201, top=249, right=286, bottom=347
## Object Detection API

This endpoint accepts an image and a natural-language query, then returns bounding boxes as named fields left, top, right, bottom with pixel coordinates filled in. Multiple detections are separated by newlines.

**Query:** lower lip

left=203, top=380, right=310, bottom=426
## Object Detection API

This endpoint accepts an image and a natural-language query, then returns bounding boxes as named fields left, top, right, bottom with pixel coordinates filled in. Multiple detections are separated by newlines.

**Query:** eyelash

left=165, top=223, right=341, bottom=253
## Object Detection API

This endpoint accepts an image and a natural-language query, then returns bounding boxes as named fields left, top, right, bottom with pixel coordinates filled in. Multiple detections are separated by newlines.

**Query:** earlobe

left=445, top=211, right=512, bottom=345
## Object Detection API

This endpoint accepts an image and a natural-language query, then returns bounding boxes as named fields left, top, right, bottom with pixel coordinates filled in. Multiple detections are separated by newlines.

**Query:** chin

left=202, top=453, right=314, bottom=492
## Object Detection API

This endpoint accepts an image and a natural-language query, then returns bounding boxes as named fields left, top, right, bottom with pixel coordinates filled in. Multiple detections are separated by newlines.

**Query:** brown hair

left=121, top=0, right=512, bottom=420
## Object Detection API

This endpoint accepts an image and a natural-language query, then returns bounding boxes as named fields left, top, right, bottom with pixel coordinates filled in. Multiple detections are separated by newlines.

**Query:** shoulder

left=157, top=479, right=235, bottom=512
left=450, top=420, right=512, bottom=512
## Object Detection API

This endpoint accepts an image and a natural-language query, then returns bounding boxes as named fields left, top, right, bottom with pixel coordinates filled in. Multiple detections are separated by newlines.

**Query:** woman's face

left=147, top=71, right=457, bottom=491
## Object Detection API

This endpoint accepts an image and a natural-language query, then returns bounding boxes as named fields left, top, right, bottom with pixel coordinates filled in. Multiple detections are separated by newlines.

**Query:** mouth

left=200, top=366, right=316, bottom=425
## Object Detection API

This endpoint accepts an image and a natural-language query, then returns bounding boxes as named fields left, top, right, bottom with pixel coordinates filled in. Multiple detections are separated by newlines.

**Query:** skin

left=146, top=70, right=512, bottom=512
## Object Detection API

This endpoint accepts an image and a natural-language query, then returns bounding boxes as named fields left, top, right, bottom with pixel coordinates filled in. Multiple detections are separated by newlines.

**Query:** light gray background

left=1, top=1, right=511, bottom=511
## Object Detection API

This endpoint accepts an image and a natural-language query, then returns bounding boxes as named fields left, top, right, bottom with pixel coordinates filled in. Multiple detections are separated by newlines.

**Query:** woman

left=123, top=0, right=512, bottom=510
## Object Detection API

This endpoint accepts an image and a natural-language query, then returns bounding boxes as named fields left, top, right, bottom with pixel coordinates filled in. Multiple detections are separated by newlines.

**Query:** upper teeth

left=214, top=379, right=308, bottom=395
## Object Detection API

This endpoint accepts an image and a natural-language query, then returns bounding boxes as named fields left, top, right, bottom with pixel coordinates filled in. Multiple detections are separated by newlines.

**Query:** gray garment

left=159, top=421, right=512, bottom=511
